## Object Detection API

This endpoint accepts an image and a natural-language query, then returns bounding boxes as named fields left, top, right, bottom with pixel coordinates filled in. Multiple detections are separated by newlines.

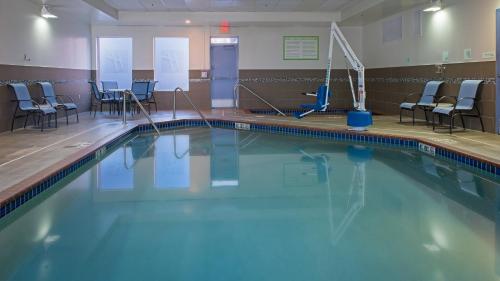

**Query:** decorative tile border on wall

left=0, top=79, right=89, bottom=87
left=365, top=77, right=496, bottom=85
left=1, top=118, right=498, bottom=222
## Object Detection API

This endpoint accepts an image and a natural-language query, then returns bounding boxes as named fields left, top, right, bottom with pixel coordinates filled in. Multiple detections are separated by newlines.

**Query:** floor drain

left=64, top=142, right=92, bottom=148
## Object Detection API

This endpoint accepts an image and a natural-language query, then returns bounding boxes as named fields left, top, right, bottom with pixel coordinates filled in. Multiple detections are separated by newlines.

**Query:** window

left=154, top=37, right=189, bottom=91
left=98, top=37, right=133, bottom=89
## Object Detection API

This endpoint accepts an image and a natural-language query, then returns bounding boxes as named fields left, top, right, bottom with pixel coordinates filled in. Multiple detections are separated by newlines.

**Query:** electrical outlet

left=442, top=51, right=449, bottom=62
left=464, top=48, right=472, bottom=60
left=201, top=71, right=208, bottom=78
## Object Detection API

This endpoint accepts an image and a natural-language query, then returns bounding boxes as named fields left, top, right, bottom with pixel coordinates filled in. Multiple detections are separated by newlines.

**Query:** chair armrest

left=435, top=95, right=457, bottom=107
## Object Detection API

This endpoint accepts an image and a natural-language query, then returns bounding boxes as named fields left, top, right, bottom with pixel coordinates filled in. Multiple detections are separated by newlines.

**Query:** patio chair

left=400, top=81, right=444, bottom=125
left=130, top=81, right=150, bottom=114
left=432, top=80, right=484, bottom=134
left=89, top=81, right=115, bottom=117
left=147, top=80, right=158, bottom=113
left=37, top=82, right=79, bottom=124
left=8, top=83, right=57, bottom=132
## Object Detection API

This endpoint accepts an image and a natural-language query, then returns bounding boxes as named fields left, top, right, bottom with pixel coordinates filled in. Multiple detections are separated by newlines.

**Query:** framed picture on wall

left=283, top=36, right=319, bottom=60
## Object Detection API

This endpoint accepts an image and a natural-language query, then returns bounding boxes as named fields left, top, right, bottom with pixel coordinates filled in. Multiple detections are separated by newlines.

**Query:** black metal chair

left=38, top=82, right=79, bottom=125
left=147, top=80, right=158, bottom=113
left=89, top=81, right=115, bottom=117
left=130, top=81, right=150, bottom=114
left=432, top=80, right=484, bottom=134
left=8, top=83, right=57, bottom=132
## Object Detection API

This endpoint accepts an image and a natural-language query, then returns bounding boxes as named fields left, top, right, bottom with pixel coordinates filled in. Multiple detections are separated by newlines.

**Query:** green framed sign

left=283, top=36, right=319, bottom=60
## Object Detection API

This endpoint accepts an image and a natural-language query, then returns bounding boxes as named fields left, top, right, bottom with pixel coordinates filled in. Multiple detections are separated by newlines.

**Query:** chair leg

left=55, top=112, right=58, bottom=128
left=65, top=110, right=69, bottom=125
left=11, top=107, right=18, bottom=132
left=460, top=113, right=465, bottom=130
left=75, top=109, right=79, bottom=123
left=450, top=115, right=454, bottom=134
left=432, top=113, right=436, bottom=131
left=479, top=116, right=485, bottom=132
left=24, top=113, right=29, bottom=129
left=412, top=110, right=415, bottom=126
left=41, top=114, right=44, bottom=132
left=399, top=109, right=403, bottom=123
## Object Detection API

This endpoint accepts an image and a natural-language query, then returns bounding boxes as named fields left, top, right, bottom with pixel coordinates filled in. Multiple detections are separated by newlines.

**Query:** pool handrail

left=173, top=87, right=212, bottom=128
left=122, top=89, right=161, bottom=136
left=233, top=83, right=287, bottom=117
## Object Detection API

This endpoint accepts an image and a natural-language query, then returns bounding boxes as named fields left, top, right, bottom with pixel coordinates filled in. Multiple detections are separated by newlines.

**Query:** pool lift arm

left=298, top=22, right=372, bottom=130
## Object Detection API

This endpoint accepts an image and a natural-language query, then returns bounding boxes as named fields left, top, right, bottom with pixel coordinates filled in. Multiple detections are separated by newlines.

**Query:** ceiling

left=103, top=0, right=363, bottom=12
left=28, top=0, right=434, bottom=25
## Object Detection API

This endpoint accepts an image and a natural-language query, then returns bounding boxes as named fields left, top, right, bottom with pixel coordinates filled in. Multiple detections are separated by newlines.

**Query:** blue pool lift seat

left=400, top=80, right=444, bottom=125
left=8, top=83, right=57, bottom=132
left=37, top=82, right=79, bottom=125
left=295, top=85, right=332, bottom=118
left=432, top=80, right=484, bottom=134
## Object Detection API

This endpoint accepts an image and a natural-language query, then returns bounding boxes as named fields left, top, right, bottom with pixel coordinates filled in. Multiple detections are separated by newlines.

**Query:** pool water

left=0, top=128, right=499, bottom=281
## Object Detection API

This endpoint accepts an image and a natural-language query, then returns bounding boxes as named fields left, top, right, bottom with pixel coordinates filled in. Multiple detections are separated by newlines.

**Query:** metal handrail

left=233, top=83, right=286, bottom=117
left=122, top=90, right=161, bottom=136
left=173, top=87, right=212, bottom=128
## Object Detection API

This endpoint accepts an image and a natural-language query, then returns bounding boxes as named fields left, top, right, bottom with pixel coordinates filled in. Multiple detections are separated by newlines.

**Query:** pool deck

left=0, top=110, right=499, bottom=203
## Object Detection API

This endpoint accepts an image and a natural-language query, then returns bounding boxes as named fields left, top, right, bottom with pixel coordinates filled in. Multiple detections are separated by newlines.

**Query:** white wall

left=363, top=0, right=500, bottom=68
left=0, top=0, right=91, bottom=69
left=91, top=24, right=363, bottom=70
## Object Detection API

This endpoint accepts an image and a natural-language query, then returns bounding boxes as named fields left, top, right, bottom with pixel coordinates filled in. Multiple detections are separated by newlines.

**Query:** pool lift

left=295, top=22, right=372, bottom=131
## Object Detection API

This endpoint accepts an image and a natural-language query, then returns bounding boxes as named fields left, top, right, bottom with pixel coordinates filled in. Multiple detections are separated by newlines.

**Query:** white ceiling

left=103, top=0, right=364, bottom=12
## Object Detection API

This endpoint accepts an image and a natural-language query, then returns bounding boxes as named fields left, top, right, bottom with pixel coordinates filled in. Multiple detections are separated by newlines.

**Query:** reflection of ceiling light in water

left=41, top=5, right=58, bottom=19
left=211, top=180, right=239, bottom=187
left=423, top=0, right=442, bottom=12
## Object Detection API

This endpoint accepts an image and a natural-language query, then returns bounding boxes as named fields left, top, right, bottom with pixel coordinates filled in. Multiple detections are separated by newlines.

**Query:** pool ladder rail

left=173, top=87, right=212, bottom=128
left=233, top=83, right=287, bottom=117
left=122, top=89, right=161, bottom=136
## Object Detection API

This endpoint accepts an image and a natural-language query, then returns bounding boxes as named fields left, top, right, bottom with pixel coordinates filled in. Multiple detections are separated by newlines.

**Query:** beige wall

left=0, top=0, right=91, bottom=69
left=91, top=24, right=363, bottom=71
left=363, top=0, right=500, bottom=68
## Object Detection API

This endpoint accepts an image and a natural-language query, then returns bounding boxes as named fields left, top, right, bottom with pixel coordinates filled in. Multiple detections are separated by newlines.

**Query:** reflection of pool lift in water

left=300, top=145, right=371, bottom=244
left=294, top=22, right=372, bottom=131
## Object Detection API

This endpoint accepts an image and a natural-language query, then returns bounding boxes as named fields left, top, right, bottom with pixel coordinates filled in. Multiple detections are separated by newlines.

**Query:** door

left=210, top=37, right=239, bottom=108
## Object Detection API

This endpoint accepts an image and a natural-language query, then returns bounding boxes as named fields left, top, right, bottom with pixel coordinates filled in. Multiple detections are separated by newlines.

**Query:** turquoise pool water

left=0, top=128, right=499, bottom=281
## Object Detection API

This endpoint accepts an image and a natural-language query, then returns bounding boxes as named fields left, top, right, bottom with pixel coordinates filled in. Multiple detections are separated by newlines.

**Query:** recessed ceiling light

left=423, top=0, right=442, bottom=12
left=185, top=19, right=191, bottom=24
left=41, top=5, right=57, bottom=19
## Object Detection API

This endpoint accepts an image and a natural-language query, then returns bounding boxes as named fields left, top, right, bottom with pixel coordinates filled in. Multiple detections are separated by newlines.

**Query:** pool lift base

left=347, top=110, right=373, bottom=131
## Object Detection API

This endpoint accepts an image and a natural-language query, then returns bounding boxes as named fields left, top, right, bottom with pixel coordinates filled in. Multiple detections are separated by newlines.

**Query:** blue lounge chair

left=294, top=84, right=332, bottom=119
left=8, top=83, right=57, bottom=132
left=432, top=80, right=484, bottom=134
left=89, top=81, right=115, bottom=117
left=400, top=81, right=443, bottom=125
left=38, top=82, right=79, bottom=124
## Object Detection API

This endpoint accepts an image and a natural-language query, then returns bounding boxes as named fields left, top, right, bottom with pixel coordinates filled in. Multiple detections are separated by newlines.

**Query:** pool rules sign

left=283, top=36, right=319, bottom=60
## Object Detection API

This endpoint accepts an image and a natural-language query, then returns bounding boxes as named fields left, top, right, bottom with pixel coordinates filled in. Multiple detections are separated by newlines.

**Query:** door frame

left=210, top=36, right=239, bottom=108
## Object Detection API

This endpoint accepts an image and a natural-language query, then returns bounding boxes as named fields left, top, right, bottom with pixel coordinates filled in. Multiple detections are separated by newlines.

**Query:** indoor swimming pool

left=0, top=127, right=499, bottom=281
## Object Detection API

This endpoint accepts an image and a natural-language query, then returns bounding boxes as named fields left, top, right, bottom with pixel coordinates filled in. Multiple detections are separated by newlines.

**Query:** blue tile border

left=1, top=117, right=498, bottom=222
